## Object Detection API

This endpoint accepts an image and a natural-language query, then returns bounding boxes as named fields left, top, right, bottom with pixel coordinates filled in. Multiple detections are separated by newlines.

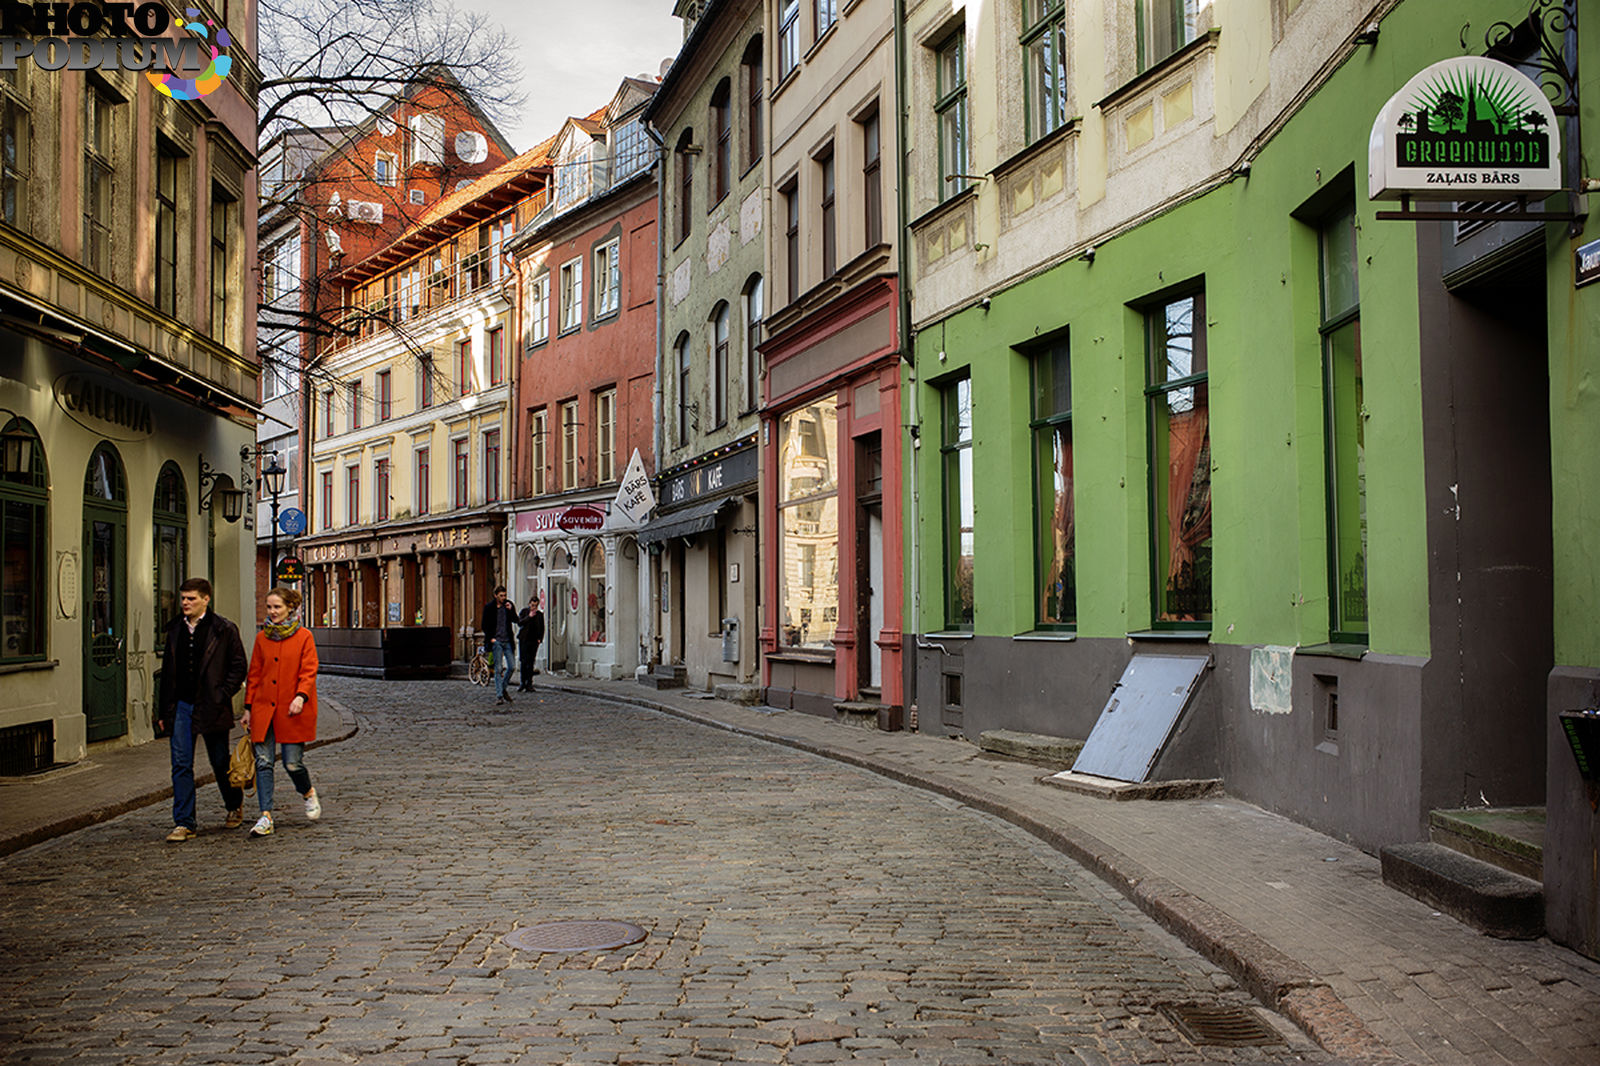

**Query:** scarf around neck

left=263, top=619, right=301, bottom=642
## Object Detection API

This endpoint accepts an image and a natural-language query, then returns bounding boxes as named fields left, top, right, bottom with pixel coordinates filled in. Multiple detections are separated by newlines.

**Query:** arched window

left=675, top=128, right=695, bottom=244
left=743, top=274, right=764, bottom=412
left=0, top=417, right=48, bottom=662
left=85, top=442, right=126, bottom=503
left=152, top=461, right=188, bottom=627
left=710, top=301, right=730, bottom=427
left=709, top=79, right=731, bottom=205
left=583, top=540, right=607, bottom=645
left=742, top=35, right=764, bottom=171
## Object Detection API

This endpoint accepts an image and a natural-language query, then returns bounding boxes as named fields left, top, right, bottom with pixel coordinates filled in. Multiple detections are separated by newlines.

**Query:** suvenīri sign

left=1369, top=56, right=1561, bottom=201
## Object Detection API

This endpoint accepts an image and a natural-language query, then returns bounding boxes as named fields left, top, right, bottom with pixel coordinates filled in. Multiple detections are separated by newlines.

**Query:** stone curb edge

left=0, top=705, right=360, bottom=860
left=540, top=681, right=1398, bottom=1064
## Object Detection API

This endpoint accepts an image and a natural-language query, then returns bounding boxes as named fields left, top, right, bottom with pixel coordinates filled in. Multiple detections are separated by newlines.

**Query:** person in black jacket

left=517, top=599, right=545, bottom=691
left=479, top=585, right=518, bottom=705
left=157, top=577, right=248, bottom=842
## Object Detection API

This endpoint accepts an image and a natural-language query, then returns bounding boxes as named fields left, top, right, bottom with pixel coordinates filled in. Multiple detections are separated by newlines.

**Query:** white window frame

left=530, top=408, right=548, bottom=496
left=593, top=239, right=620, bottom=318
left=528, top=274, right=550, bottom=346
left=559, top=257, right=584, bottom=333
left=374, top=149, right=398, bottom=185
left=560, top=399, right=580, bottom=489
left=595, top=388, right=617, bottom=483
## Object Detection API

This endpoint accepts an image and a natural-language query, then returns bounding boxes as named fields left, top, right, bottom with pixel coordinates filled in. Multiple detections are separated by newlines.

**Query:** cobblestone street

left=0, top=679, right=1327, bottom=1064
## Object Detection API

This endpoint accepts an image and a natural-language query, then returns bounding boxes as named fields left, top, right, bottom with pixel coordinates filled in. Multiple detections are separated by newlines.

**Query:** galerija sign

left=1369, top=56, right=1561, bottom=200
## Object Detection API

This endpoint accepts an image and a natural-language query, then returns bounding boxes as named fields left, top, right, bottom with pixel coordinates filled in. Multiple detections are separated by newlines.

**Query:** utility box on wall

left=721, top=618, right=739, bottom=663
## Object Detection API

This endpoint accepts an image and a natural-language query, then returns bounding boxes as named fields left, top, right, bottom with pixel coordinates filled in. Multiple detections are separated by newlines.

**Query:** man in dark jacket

left=158, top=577, right=248, bottom=842
left=479, top=585, right=517, bottom=705
left=517, top=599, right=545, bottom=691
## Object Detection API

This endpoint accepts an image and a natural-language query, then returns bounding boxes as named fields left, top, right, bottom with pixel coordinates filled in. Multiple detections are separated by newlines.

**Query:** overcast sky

left=473, top=0, right=686, bottom=151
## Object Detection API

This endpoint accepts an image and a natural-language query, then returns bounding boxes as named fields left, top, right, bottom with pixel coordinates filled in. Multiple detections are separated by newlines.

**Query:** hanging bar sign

left=1369, top=56, right=1561, bottom=201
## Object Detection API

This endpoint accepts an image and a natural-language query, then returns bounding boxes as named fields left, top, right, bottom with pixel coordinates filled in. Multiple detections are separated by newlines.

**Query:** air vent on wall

left=409, top=188, right=426, bottom=205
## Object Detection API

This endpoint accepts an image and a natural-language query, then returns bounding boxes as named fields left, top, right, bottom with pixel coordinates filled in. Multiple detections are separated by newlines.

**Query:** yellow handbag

left=228, top=734, right=256, bottom=792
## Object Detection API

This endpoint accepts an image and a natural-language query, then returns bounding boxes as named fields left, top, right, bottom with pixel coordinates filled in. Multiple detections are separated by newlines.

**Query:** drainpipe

left=893, top=0, right=920, bottom=718
left=644, top=118, right=668, bottom=669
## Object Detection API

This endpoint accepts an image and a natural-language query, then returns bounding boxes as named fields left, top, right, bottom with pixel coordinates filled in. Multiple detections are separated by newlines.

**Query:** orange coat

left=244, top=627, right=319, bottom=745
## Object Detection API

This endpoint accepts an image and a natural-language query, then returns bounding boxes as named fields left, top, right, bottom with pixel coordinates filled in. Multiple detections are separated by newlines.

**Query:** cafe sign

left=1369, top=56, right=1561, bottom=201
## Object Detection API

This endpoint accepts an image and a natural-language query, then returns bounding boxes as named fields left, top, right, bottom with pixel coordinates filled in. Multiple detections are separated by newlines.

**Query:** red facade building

left=506, top=79, right=660, bottom=678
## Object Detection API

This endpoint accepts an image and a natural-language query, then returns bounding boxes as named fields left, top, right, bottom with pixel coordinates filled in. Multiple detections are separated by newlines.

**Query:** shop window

left=152, top=461, right=187, bottom=628
left=940, top=377, right=974, bottom=628
left=0, top=417, right=47, bottom=661
left=1145, top=288, right=1211, bottom=626
left=1320, top=202, right=1366, bottom=641
left=584, top=541, right=608, bottom=644
left=777, top=396, right=839, bottom=650
left=1030, top=339, right=1075, bottom=627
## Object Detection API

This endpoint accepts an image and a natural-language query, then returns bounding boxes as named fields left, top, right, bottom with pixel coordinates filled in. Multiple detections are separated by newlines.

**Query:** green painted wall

left=1550, top=16, right=1600, bottom=669
left=903, top=0, right=1596, bottom=660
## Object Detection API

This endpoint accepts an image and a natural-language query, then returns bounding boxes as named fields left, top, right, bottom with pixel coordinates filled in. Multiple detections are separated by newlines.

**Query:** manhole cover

left=1158, top=1003, right=1285, bottom=1047
left=504, top=920, right=648, bottom=954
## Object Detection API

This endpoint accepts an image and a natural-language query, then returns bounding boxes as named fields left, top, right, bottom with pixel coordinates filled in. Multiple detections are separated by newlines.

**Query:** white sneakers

left=304, top=788, right=322, bottom=821
left=249, top=812, right=274, bottom=838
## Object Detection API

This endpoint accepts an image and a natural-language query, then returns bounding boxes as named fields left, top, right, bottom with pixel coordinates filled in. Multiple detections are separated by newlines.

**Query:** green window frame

left=940, top=376, right=974, bottom=629
left=934, top=30, right=968, bottom=201
left=1029, top=339, right=1075, bottom=628
left=0, top=417, right=47, bottom=663
left=1021, top=0, right=1068, bottom=144
left=1320, top=203, right=1366, bottom=642
left=1144, top=288, right=1211, bottom=628
left=1136, top=0, right=1198, bottom=73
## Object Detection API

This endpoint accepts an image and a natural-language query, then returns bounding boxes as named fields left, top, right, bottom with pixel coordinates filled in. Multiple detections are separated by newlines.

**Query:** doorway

left=857, top=433, right=884, bottom=695
left=83, top=443, right=127, bottom=743
left=549, top=575, right=570, bottom=671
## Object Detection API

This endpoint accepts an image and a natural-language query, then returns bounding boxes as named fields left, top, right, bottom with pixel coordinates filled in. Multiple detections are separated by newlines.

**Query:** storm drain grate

left=1158, top=1003, right=1285, bottom=1047
left=504, top=920, right=648, bottom=954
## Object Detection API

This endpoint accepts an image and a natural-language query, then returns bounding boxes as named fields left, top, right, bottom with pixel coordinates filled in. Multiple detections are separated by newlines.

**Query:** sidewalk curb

left=0, top=707, right=359, bottom=859
left=538, top=680, right=1397, bottom=1063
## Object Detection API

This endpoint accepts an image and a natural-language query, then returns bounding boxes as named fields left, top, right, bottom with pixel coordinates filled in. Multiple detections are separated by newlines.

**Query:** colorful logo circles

left=147, top=8, right=232, bottom=100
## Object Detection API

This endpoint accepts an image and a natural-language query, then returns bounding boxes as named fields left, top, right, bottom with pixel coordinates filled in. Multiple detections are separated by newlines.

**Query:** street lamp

left=261, top=453, right=286, bottom=580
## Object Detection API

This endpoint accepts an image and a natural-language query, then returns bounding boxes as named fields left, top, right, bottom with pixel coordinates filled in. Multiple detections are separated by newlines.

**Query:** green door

left=83, top=444, right=127, bottom=743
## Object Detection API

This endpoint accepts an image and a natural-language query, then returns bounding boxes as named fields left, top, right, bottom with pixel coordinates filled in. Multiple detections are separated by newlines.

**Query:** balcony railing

left=325, top=248, right=510, bottom=354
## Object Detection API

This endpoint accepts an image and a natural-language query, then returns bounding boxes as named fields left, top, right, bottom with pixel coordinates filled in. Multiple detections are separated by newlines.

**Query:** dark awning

left=636, top=494, right=744, bottom=546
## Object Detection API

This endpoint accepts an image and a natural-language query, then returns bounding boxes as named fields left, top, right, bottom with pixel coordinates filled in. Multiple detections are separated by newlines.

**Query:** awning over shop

left=636, top=494, right=744, bottom=546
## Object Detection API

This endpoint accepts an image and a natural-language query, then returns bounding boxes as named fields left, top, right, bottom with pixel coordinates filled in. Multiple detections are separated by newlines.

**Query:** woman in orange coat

left=241, top=587, right=321, bottom=838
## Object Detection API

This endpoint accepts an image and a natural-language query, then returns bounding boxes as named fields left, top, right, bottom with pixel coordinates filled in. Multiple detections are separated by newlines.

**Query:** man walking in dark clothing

left=479, top=585, right=518, bottom=705
left=517, top=599, right=545, bottom=691
left=158, top=577, right=248, bottom=842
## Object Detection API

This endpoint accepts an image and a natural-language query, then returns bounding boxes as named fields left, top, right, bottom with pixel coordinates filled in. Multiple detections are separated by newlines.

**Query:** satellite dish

left=377, top=116, right=395, bottom=137
left=658, top=57, right=673, bottom=78
left=454, top=130, right=488, bottom=164
left=455, top=179, right=474, bottom=191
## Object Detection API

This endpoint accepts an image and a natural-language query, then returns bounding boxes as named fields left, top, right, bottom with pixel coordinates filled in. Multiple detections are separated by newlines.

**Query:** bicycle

left=468, top=645, right=492, bottom=686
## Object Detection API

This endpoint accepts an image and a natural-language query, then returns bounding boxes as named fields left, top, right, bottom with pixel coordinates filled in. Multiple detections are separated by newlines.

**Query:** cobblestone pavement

left=0, top=680, right=1329, bottom=1065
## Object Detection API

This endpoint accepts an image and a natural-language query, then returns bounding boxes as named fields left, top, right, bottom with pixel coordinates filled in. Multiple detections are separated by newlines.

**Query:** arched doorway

left=83, top=442, right=127, bottom=742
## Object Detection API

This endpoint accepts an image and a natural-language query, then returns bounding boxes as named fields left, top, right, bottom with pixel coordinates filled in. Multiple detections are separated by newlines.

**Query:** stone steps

left=1379, top=841, right=1544, bottom=939
left=978, top=729, right=1084, bottom=769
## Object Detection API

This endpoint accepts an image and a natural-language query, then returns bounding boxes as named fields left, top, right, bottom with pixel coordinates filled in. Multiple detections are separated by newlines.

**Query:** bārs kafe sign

left=1369, top=56, right=1561, bottom=201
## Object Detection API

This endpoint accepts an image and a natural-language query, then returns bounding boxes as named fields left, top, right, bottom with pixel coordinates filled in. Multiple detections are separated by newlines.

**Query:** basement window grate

left=1158, top=1003, right=1285, bottom=1047
left=0, top=721, right=53, bottom=776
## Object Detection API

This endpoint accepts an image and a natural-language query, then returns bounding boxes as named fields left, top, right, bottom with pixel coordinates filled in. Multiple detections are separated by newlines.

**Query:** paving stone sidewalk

left=3, top=676, right=1599, bottom=1064
left=531, top=676, right=1600, bottom=1066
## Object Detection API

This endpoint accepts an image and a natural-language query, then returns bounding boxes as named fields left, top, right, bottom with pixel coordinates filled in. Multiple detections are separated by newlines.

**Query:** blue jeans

left=254, top=726, right=312, bottom=814
left=493, top=639, right=515, bottom=699
left=169, top=700, right=243, bottom=830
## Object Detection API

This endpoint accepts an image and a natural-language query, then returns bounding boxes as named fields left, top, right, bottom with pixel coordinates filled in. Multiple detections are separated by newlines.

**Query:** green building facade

left=902, top=0, right=1600, bottom=956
